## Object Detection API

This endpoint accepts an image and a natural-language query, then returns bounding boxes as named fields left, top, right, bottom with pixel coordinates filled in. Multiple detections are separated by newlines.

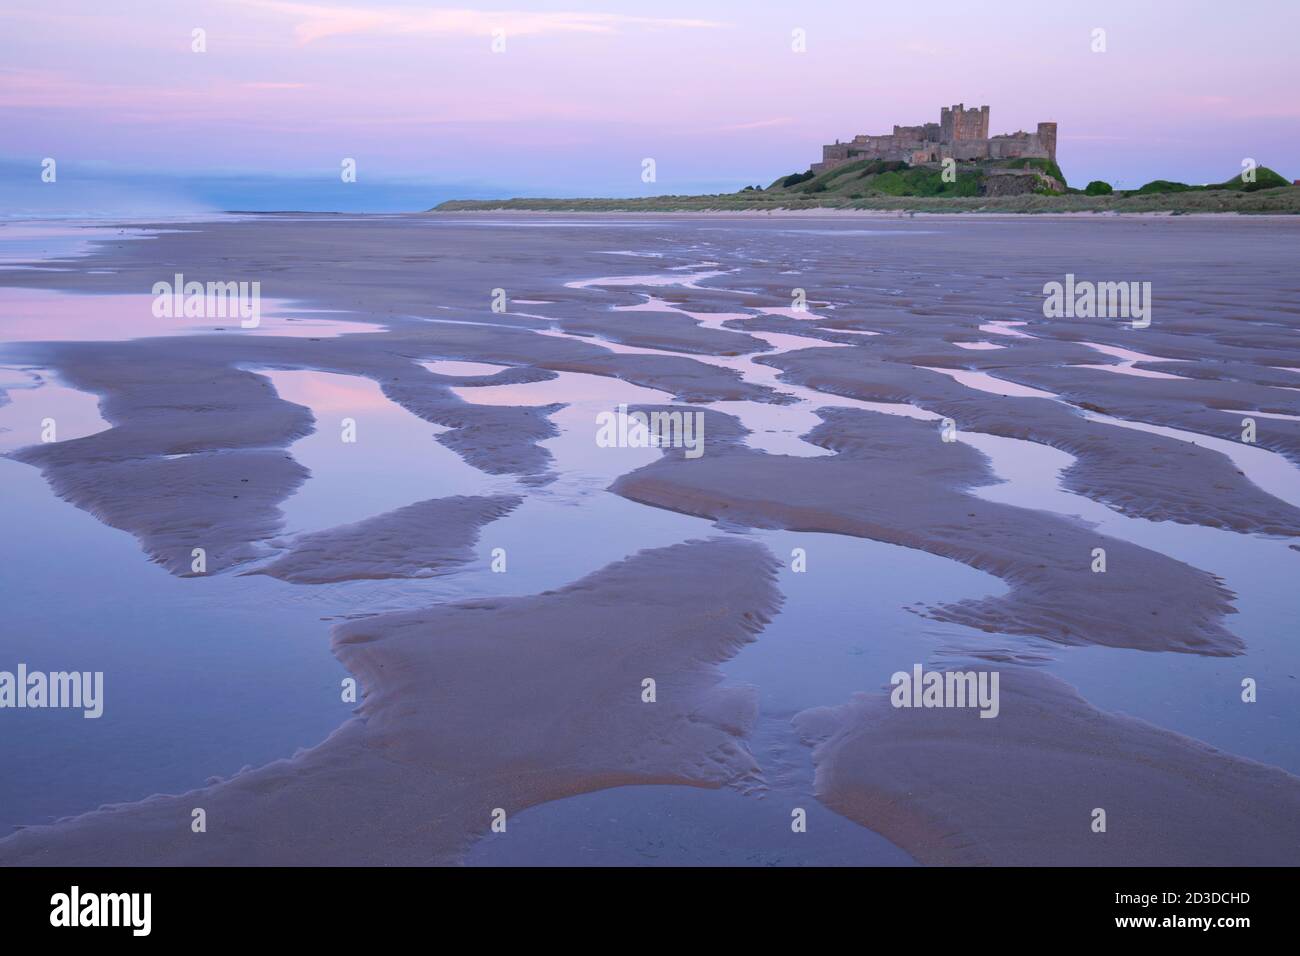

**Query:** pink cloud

left=235, top=1, right=725, bottom=45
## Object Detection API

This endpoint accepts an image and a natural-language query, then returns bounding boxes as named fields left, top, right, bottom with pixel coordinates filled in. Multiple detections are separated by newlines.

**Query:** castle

left=811, top=104, right=1057, bottom=174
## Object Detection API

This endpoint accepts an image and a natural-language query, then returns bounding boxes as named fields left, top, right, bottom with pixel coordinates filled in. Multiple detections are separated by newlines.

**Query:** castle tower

left=1036, top=122, right=1058, bottom=164
left=940, top=104, right=991, bottom=143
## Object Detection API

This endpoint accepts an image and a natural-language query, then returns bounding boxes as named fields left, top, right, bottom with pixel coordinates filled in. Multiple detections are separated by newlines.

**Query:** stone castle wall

left=812, top=105, right=1056, bottom=174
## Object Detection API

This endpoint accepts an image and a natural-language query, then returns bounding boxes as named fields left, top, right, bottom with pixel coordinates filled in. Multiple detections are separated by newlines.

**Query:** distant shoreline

left=424, top=206, right=1300, bottom=221
left=434, top=185, right=1300, bottom=216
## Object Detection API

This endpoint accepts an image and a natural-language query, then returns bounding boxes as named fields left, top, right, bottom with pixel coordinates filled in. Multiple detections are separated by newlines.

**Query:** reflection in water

left=5, top=230, right=1300, bottom=866
left=0, top=221, right=156, bottom=265
left=920, top=364, right=1060, bottom=400
left=515, top=267, right=1300, bottom=784
left=260, top=369, right=507, bottom=536
left=0, top=288, right=381, bottom=342
left=565, top=268, right=729, bottom=290
left=423, top=359, right=513, bottom=376
left=979, top=319, right=1034, bottom=338
left=0, top=376, right=350, bottom=834
left=1073, top=340, right=1189, bottom=380
left=0, top=367, right=109, bottom=451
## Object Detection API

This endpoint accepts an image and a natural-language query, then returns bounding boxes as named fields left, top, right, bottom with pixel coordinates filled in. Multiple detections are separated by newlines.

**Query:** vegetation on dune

left=434, top=185, right=1300, bottom=214
left=433, top=162, right=1297, bottom=214
left=779, top=170, right=815, bottom=188
left=776, top=157, right=1019, bottom=199
left=1134, top=179, right=1195, bottom=195
left=1209, top=167, right=1290, bottom=191
left=1128, top=167, right=1289, bottom=196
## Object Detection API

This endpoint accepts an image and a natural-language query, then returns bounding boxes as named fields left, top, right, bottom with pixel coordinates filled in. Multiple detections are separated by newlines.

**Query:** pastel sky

left=2, top=0, right=1297, bottom=212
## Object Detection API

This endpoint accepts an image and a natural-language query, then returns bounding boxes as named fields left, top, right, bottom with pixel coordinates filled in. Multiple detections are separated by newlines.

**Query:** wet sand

left=1, top=213, right=1298, bottom=865
left=611, top=405, right=1240, bottom=655
left=0, top=538, right=778, bottom=865
left=795, top=667, right=1300, bottom=865
left=247, top=494, right=522, bottom=584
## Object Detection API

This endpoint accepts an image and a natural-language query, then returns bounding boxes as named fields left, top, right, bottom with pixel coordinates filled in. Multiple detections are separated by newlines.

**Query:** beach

left=1, top=212, right=1298, bottom=865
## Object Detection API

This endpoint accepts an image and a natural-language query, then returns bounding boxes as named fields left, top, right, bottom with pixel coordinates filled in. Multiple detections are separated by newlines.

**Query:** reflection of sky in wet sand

left=1080, top=340, right=1186, bottom=365
left=921, top=365, right=1061, bottom=400
left=0, top=289, right=176, bottom=342
left=979, top=319, right=1034, bottom=338
left=967, top=427, right=1300, bottom=772
left=565, top=268, right=728, bottom=290
left=0, top=377, right=350, bottom=833
left=7, top=223, right=1300, bottom=865
left=1073, top=340, right=1189, bottom=379
left=906, top=315, right=1300, bottom=511
left=0, top=287, right=381, bottom=343
left=446, top=364, right=678, bottom=492
left=260, top=369, right=507, bottom=536
left=1220, top=408, right=1300, bottom=422
left=0, top=367, right=108, bottom=452
left=1081, top=409, right=1300, bottom=511
left=442, top=348, right=1010, bottom=865
left=0, top=221, right=156, bottom=265
left=423, top=359, right=514, bottom=376
left=522, top=263, right=1300, bottom=783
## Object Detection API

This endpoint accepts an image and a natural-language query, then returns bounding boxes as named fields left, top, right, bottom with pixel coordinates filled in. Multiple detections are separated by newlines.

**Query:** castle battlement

left=812, top=104, right=1056, bottom=174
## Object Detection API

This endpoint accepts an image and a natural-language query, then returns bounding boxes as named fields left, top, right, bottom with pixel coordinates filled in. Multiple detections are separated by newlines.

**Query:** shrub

left=1084, top=180, right=1113, bottom=196
left=1209, top=167, right=1290, bottom=192
left=1135, top=179, right=1193, bottom=194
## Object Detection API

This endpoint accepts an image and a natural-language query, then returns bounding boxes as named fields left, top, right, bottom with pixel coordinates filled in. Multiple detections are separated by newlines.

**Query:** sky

left=1, top=0, right=1297, bottom=213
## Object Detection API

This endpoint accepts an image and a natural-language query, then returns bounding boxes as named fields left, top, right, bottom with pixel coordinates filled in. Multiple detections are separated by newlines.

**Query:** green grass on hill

left=1128, top=167, right=1290, bottom=195
left=866, top=167, right=982, bottom=197
left=773, top=158, right=1005, bottom=199
left=434, top=162, right=1298, bottom=214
